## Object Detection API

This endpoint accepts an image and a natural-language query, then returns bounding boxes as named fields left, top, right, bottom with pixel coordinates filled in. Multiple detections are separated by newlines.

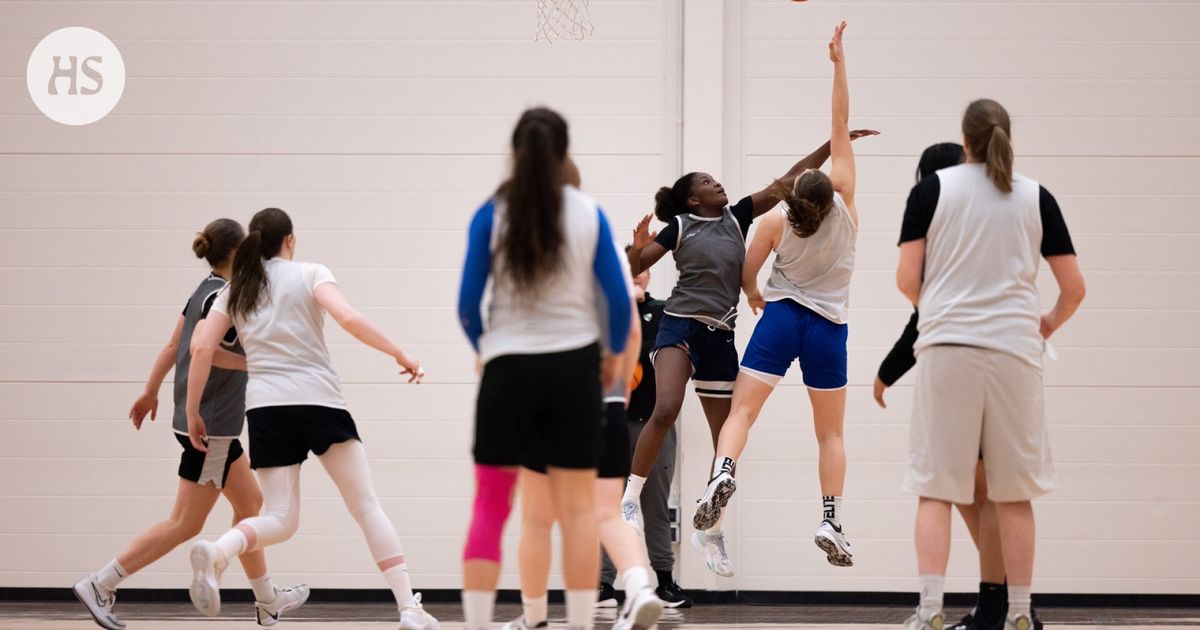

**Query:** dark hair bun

left=192, top=233, right=211, bottom=259
left=653, top=186, right=675, bottom=223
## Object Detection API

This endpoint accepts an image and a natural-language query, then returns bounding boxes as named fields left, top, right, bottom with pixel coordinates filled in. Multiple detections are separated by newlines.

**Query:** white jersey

left=762, top=192, right=857, bottom=324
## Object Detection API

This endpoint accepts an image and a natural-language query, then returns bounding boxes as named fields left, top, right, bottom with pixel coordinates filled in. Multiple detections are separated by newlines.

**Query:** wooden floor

left=2, top=601, right=1199, bottom=629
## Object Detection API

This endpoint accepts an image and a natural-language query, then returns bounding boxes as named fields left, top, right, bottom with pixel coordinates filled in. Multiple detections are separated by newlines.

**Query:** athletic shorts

left=245, top=405, right=361, bottom=469
left=526, top=400, right=629, bottom=478
left=651, top=314, right=738, bottom=398
left=473, top=343, right=603, bottom=471
left=903, top=345, right=1057, bottom=504
left=175, top=433, right=244, bottom=489
left=739, top=300, right=848, bottom=390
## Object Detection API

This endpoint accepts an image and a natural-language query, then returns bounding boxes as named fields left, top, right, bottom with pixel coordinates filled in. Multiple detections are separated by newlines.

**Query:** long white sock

left=249, top=574, right=275, bottom=603
left=522, top=594, right=548, bottom=626
left=463, top=590, right=495, bottom=630
left=384, top=563, right=417, bottom=608
left=565, top=589, right=597, bottom=629
left=623, top=474, right=647, bottom=503
left=214, top=528, right=248, bottom=566
left=619, top=566, right=651, bottom=601
left=919, top=574, right=945, bottom=617
left=823, top=495, right=843, bottom=525
left=1008, top=584, right=1032, bottom=617
left=94, top=559, right=128, bottom=591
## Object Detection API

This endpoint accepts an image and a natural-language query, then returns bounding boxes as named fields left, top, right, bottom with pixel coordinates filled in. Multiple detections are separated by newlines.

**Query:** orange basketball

left=630, top=363, right=644, bottom=391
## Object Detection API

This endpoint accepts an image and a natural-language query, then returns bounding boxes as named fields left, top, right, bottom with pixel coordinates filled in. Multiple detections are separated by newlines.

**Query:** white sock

left=249, top=574, right=275, bottom=603
left=565, top=589, right=597, bottom=629
left=1008, top=585, right=1032, bottom=617
left=823, top=495, right=843, bottom=525
left=711, top=456, right=735, bottom=479
left=215, top=529, right=248, bottom=567
left=623, top=474, right=647, bottom=503
left=919, top=574, right=945, bottom=616
left=619, top=566, right=651, bottom=601
left=384, top=564, right=416, bottom=608
left=522, top=594, right=548, bottom=625
left=463, top=590, right=495, bottom=630
left=94, top=559, right=128, bottom=591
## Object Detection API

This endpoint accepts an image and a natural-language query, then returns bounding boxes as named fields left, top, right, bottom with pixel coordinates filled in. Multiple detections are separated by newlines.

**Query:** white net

left=535, top=0, right=594, bottom=42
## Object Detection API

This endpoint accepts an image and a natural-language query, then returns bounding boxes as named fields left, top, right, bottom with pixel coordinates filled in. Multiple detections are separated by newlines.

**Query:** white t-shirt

left=211, top=258, right=346, bottom=410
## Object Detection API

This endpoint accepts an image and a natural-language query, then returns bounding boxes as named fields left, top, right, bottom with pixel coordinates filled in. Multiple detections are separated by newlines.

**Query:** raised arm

left=828, top=21, right=857, bottom=219
left=129, top=315, right=184, bottom=430
left=742, top=209, right=782, bottom=315
left=315, top=283, right=423, bottom=383
left=627, top=213, right=669, bottom=275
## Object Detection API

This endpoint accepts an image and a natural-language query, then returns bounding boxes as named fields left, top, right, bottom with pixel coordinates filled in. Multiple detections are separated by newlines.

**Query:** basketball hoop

left=535, top=0, right=594, bottom=42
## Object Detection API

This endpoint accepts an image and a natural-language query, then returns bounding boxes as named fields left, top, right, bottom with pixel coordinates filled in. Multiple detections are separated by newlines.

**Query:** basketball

left=630, top=362, right=644, bottom=391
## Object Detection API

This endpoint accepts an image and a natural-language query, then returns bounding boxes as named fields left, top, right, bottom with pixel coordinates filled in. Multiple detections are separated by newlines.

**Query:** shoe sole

left=188, top=543, right=221, bottom=617
left=72, top=582, right=125, bottom=630
left=596, top=597, right=619, bottom=608
left=692, top=477, right=736, bottom=531
left=690, top=532, right=734, bottom=577
left=630, top=595, right=664, bottom=630
left=658, top=597, right=692, bottom=609
left=814, top=533, right=854, bottom=567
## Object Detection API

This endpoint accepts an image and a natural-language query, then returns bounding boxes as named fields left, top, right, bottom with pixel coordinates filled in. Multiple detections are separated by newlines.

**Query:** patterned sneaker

left=399, top=593, right=440, bottom=630
left=814, top=519, right=854, bottom=567
left=692, top=471, right=736, bottom=531
left=501, top=616, right=548, bottom=629
left=597, top=581, right=620, bottom=608
left=72, top=575, right=125, bottom=630
left=612, top=587, right=663, bottom=630
left=188, top=540, right=227, bottom=617
left=905, top=610, right=945, bottom=630
left=690, top=530, right=734, bottom=577
left=655, top=579, right=693, bottom=609
left=1006, top=614, right=1034, bottom=630
left=621, top=499, right=642, bottom=533
left=255, top=584, right=311, bottom=627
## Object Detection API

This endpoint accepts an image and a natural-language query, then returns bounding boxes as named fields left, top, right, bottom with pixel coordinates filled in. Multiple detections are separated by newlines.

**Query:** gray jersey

left=172, top=274, right=247, bottom=438
left=762, top=192, right=857, bottom=324
left=654, top=197, right=753, bottom=330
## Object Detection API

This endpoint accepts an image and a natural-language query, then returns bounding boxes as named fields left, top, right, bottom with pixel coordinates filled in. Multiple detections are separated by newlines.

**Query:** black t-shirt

left=654, top=195, right=755, bottom=250
left=626, top=296, right=665, bottom=422
left=898, top=176, right=1076, bottom=257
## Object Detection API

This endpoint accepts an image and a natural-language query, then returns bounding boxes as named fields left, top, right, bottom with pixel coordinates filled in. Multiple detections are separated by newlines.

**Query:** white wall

left=2, top=0, right=1198, bottom=596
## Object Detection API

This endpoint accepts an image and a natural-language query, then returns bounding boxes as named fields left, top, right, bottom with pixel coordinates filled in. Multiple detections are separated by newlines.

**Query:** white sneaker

left=1006, top=614, right=1034, bottom=630
left=188, top=540, right=227, bottom=617
left=501, top=616, right=548, bottom=629
left=72, top=575, right=125, bottom=630
left=690, top=530, right=734, bottom=577
left=905, top=610, right=945, bottom=630
left=621, top=498, right=642, bottom=533
left=612, top=587, right=663, bottom=630
left=814, top=519, right=854, bottom=567
left=399, top=593, right=441, bottom=630
left=692, top=471, right=736, bottom=531
left=255, top=584, right=311, bottom=627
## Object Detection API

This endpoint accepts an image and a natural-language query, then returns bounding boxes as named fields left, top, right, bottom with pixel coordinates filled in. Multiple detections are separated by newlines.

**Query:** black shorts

left=246, top=405, right=361, bottom=469
left=176, top=433, right=244, bottom=489
left=598, top=401, right=632, bottom=479
left=474, top=343, right=603, bottom=471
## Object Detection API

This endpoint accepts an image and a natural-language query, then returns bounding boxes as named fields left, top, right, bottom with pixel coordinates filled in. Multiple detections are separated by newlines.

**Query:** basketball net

left=535, top=0, right=594, bottom=42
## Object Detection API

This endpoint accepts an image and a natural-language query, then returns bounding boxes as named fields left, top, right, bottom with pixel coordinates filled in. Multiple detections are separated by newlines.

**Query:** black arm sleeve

left=654, top=217, right=680, bottom=251
left=1039, top=186, right=1076, bottom=257
left=730, top=195, right=755, bottom=237
left=877, top=309, right=919, bottom=386
left=898, top=176, right=940, bottom=245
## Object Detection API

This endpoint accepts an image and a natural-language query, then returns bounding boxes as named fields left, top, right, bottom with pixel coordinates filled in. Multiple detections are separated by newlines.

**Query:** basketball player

left=185, top=208, right=439, bottom=630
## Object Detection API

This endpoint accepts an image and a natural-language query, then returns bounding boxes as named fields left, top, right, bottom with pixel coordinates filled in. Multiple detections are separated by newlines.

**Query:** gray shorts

left=903, top=345, right=1057, bottom=504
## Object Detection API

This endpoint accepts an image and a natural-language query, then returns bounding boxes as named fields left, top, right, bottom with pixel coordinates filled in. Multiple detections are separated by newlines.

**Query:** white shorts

left=903, top=345, right=1057, bottom=504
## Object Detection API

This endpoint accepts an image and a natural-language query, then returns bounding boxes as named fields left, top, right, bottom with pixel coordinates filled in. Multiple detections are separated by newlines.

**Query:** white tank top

left=762, top=192, right=857, bottom=324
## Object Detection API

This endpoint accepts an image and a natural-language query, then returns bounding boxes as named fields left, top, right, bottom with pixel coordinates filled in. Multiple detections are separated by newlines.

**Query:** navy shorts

left=652, top=314, right=739, bottom=398
left=740, top=300, right=848, bottom=390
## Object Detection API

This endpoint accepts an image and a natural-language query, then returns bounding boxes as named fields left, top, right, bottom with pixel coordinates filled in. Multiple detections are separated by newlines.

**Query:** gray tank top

left=172, top=274, right=248, bottom=438
left=762, top=192, right=857, bottom=325
left=661, top=207, right=748, bottom=330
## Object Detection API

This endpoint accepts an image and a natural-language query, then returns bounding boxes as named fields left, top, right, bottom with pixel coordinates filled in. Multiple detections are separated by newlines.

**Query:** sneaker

left=655, top=578, right=692, bottom=609
left=692, top=471, right=736, bottom=531
left=72, top=575, right=126, bottom=630
left=905, top=610, right=945, bottom=630
left=501, top=616, right=548, bottom=629
left=1006, top=614, right=1034, bottom=630
left=188, top=540, right=227, bottom=617
left=814, top=519, right=853, bottom=567
left=255, top=584, right=311, bottom=627
left=621, top=499, right=642, bottom=533
left=597, top=581, right=619, bottom=608
left=948, top=610, right=1004, bottom=630
left=399, top=593, right=440, bottom=630
left=690, top=530, right=733, bottom=577
left=612, top=587, right=664, bottom=630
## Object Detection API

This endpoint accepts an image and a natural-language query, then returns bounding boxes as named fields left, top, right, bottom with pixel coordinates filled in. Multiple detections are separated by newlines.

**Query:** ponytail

left=986, top=125, right=1014, bottom=193
left=499, top=107, right=569, bottom=297
left=226, top=208, right=292, bottom=320
left=654, top=173, right=699, bottom=223
left=962, top=99, right=1014, bottom=193
left=774, top=170, right=834, bottom=238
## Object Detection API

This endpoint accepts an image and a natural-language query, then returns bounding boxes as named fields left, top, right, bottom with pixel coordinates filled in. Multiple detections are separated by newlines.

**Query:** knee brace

left=463, top=465, right=517, bottom=562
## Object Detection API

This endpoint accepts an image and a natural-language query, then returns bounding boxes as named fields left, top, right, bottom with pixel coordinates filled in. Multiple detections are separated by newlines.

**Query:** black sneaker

left=655, top=579, right=693, bottom=609
left=949, top=611, right=1002, bottom=630
left=597, top=581, right=619, bottom=608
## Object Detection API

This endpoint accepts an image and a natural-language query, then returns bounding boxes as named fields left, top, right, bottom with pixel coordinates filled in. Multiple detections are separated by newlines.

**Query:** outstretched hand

left=631, top=213, right=657, bottom=250
left=829, top=20, right=846, bottom=64
left=849, top=129, right=879, bottom=141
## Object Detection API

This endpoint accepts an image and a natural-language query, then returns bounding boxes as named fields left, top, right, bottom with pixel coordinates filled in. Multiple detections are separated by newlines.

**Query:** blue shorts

left=652, top=314, right=738, bottom=398
left=740, top=300, right=848, bottom=390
